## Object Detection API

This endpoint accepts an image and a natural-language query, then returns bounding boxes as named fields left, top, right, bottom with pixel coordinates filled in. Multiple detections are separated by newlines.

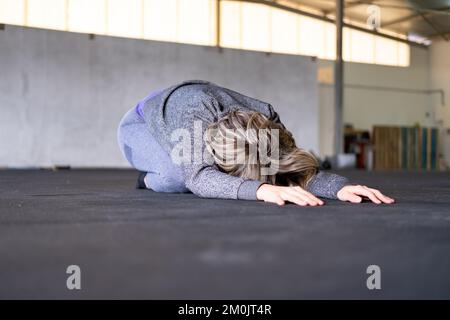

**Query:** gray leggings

left=117, top=107, right=189, bottom=193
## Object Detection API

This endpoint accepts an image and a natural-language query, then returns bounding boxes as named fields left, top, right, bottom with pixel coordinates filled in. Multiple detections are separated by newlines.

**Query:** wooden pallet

left=373, top=126, right=438, bottom=170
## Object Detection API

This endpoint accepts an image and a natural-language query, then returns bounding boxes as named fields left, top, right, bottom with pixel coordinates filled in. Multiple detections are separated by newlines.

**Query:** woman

left=117, top=80, right=394, bottom=206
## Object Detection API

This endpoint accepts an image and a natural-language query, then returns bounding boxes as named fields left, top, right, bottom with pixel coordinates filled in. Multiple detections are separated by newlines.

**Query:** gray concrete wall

left=0, top=25, right=318, bottom=168
left=318, top=45, right=433, bottom=158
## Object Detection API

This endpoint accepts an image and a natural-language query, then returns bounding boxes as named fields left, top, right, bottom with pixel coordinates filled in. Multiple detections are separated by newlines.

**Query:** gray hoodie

left=140, top=80, right=349, bottom=200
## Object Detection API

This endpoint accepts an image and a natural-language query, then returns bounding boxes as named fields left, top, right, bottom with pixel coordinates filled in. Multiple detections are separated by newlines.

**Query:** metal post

left=334, top=0, right=344, bottom=155
left=216, top=0, right=221, bottom=47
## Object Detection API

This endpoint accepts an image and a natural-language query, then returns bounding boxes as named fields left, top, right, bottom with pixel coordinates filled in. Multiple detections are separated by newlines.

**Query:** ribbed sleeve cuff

left=331, top=177, right=351, bottom=198
left=307, top=172, right=351, bottom=199
left=237, top=180, right=265, bottom=200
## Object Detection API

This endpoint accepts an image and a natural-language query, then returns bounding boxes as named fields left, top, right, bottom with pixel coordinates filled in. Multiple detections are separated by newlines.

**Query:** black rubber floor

left=1, top=169, right=449, bottom=299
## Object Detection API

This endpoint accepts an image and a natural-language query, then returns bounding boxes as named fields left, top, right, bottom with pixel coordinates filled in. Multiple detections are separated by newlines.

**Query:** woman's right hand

left=256, top=184, right=324, bottom=206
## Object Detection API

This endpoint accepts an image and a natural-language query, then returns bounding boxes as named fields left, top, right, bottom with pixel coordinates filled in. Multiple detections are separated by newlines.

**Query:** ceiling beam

left=416, top=10, right=448, bottom=41
left=382, top=12, right=424, bottom=27
left=227, top=0, right=428, bottom=47
left=322, top=0, right=363, bottom=15
left=335, top=0, right=450, bottom=15
left=428, top=30, right=450, bottom=38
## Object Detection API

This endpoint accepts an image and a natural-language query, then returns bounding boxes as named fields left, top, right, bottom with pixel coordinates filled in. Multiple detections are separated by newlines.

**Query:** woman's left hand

left=337, top=185, right=395, bottom=204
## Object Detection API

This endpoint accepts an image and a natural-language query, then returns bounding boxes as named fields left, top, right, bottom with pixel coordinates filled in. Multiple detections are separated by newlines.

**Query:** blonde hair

left=205, top=110, right=318, bottom=188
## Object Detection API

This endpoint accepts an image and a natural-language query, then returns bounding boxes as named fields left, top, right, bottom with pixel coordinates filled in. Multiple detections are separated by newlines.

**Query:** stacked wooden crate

left=373, top=126, right=438, bottom=170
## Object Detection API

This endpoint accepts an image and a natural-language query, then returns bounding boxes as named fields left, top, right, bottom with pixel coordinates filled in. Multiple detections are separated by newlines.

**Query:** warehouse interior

left=0, top=0, right=450, bottom=299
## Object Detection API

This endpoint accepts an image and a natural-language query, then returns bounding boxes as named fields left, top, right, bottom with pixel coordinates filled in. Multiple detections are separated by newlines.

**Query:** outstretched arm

left=306, top=171, right=394, bottom=204
left=184, top=163, right=325, bottom=206
left=183, top=163, right=263, bottom=200
left=184, top=165, right=393, bottom=205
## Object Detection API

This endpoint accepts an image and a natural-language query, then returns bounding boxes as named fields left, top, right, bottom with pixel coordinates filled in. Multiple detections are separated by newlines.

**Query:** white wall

left=430, top=39, right=450, bottom=168
left=318, top=45, right=433, bottom=158
left=0, top=25, right=318, bottom=168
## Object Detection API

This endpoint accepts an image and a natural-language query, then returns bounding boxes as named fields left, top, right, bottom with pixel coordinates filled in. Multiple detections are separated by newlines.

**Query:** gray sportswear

left=137, top=80, right=349, bottom=200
